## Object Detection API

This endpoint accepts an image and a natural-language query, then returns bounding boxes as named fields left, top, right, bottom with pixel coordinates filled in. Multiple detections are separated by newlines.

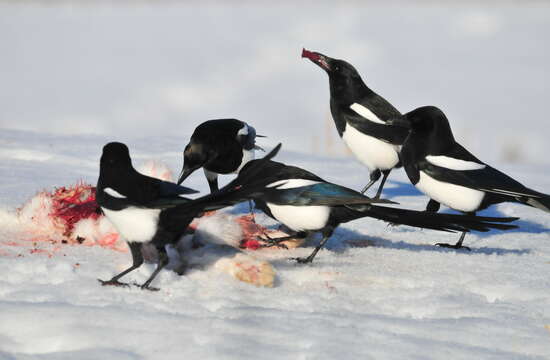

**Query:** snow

left=1, top=129, right=550, bottom=359
left=1, top=1, right=550, bottom=359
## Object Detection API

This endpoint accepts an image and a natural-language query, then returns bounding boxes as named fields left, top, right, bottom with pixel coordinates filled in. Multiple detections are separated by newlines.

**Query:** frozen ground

left=1, top=1, right=550, bottom=359
left=0, top=129, right=550, bottom=359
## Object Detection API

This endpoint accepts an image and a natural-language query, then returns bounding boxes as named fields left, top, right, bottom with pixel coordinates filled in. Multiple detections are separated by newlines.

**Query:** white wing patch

left=350, top=103, right=386, bottom=125
left=426, top=155, right=486, bottom=171
left=267, top=179, right=321, bottom=189
left=104, top=187, right=127, bottom=199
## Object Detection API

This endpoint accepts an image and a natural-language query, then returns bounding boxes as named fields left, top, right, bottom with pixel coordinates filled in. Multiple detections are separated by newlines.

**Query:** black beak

left=386, top=116, right=411, bottom=129
left=177, top=165, right=195, bottom=185
left=254, top=134, right=266, bottom=151
left=302, top=48, right=331, bottom=72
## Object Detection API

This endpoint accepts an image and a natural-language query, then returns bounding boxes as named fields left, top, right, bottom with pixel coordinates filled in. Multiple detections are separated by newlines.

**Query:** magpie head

left=237, top=123, right=265, bottom=151
left=100, top=142, right=132, bottom=170
left=177, top=141, right=208, bottom=185
left=404, top=106, right=454, bottom=140
left=302, top=48, right=366, bottom=102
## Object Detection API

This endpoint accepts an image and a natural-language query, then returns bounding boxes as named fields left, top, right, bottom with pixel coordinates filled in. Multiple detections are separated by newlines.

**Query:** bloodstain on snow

left=7, top=182, right=125, bottom=257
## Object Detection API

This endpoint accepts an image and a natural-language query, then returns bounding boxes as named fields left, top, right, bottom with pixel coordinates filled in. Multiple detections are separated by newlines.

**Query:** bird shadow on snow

left=310, top=225, right=532, bottom=257
left=377, top=180, right=425, bottom=199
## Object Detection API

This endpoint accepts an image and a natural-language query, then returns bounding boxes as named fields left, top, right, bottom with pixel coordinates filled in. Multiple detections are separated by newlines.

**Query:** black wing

left=420, top=160, right=541, bottom=199
left=341, top=94, right=408, bottom=145
left=235, top=159, right=325, bottom=186
left=262, top=181, right=396, bottom=207
left=129, top=175, right=199, bottom=209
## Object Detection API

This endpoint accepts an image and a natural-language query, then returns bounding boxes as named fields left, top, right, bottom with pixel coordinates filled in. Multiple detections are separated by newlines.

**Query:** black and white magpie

left=237, top=159, right=518, bottom=263
left=177, top=119, right=264, bottom=192
left=302, top=48, right=408, bottom=198
left=389, top=105, right=550, bottom=250
left=96, top=142, right=281, bottom=290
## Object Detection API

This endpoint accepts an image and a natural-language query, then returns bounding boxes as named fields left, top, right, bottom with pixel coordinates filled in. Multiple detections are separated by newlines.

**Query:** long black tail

left=345, top=204, right=518, bottom=233
left=515, top=190, right=550, bottom=213
left=477, top=165, right=550, bottom=213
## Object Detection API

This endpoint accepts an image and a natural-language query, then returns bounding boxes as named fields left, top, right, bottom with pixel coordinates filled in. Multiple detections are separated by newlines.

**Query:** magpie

left=302, top=48, right=408, bottom=198
left=96, top=142, right=281, bottom=290
left=177, top=119, right=264, bottom=192
left=236, top=159, right=518, bottom=263
left=388, top=105, right=550, bottom=250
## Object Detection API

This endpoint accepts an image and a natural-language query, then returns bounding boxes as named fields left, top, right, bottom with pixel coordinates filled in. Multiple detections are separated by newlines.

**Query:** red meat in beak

left=302, top=48, right=331, bottom=71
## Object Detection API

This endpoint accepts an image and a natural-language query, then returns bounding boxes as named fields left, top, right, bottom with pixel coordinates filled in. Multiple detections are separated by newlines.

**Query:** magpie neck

left=329, top=76, right=372, bottom=105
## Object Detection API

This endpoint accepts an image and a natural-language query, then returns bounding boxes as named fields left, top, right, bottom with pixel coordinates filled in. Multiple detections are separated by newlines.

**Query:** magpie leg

left=291, top=229, right=332, bottom=264
left=425, top=199, right=441, bottom=213
left=248, top=200, right=257, bottom=223
left=99, top=242, right=143, bottom=287
left=435, top=231, right=471, bottom=251
left=361, top=169, right=381, bottom=194
left=138, top=249, right=170, bottom=291
left=435, top=210, right=473, bottom=251
left=373, top=169, right=391, bottom=199
left=205, top=177, right=219, bottom=194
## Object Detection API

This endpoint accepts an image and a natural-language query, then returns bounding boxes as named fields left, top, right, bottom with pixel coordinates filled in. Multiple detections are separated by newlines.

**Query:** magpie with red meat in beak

left=302, top=48, right=407, bottom=199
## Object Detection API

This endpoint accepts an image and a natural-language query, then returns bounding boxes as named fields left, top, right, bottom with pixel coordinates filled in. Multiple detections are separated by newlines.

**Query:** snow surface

left=1, top=2, right=550, bottom=359
left=1, top=129, right=550, bottom=359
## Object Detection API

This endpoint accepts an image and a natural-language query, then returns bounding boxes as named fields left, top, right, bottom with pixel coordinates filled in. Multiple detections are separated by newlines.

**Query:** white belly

left=266, top=203, right=330, bottom=232
left=342, top=124, right=400, bottom=172
left=416, top=171, right=485, bottom=212
left=235, top=149, right=255, bottom=173
left=102, top=207, right=160, bottom=243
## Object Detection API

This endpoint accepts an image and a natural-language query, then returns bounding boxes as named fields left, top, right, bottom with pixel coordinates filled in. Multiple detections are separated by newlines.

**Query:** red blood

left=301, top=48, right=319, bottom=61
left=236, top=214, right=271, bottom=250
left=50, top=183, right=100, bottom=236
left=239, top=238, right=261, bottom=250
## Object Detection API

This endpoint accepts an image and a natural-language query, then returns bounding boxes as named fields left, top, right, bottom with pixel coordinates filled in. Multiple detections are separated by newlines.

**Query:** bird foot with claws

left=98, top=278, right=130, bottom=288
left=289, top=256, right=313, bottom=264
left=259, top=237, right=289, bottom=250
left=132, top=282, right=160, bottom=292
left=435, top=243, right=471, bottom=251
